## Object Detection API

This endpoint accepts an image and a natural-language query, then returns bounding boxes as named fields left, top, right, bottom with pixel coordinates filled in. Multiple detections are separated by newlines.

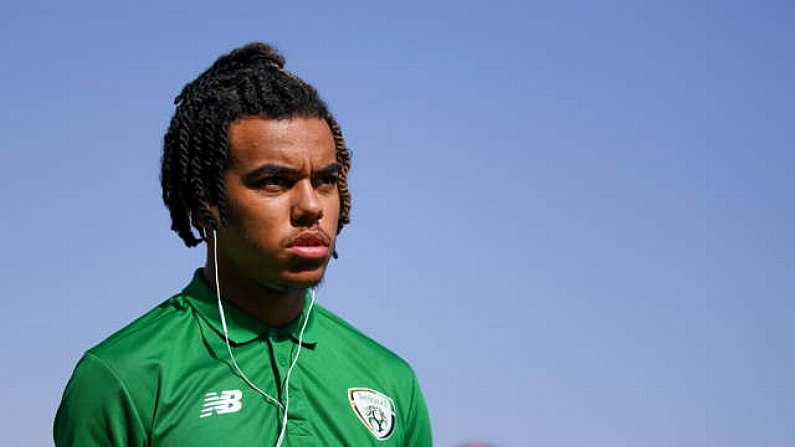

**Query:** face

left=213, top=116, right=341, bottom=290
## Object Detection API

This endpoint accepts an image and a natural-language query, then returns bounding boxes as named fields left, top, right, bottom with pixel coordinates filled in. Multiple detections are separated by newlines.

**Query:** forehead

left=227, top=116, right=336, bottom=170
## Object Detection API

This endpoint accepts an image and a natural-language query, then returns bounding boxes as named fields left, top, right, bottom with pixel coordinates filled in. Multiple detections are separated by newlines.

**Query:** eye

left=313, top=173, right=339, bottom=188
left=256, top=175, right=293, bottom=191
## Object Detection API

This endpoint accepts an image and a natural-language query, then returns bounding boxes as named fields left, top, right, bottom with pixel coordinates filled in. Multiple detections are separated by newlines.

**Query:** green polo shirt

left=54, top=269, right=432, bottom=446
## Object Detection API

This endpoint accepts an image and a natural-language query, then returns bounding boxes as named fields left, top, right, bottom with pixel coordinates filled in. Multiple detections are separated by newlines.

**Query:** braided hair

left=160, top=42, right=352, bottom=247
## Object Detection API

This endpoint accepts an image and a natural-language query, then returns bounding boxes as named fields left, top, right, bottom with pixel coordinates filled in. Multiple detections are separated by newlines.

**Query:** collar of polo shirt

left=181, top=268, right=318, bottom=347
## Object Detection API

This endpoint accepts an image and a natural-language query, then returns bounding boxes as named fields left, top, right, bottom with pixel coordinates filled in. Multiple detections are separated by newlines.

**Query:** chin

left=281, top=268, right=326, bottom=289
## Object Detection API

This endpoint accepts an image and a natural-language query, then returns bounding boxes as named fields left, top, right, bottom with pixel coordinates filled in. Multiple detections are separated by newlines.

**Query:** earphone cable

left=275, top=287, right=316, bottom=446
left=211, top=230, right=315, bottom=447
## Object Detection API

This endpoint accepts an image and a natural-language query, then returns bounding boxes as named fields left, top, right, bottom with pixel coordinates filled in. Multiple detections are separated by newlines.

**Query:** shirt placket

left=267, top=332, right=311, bottom=439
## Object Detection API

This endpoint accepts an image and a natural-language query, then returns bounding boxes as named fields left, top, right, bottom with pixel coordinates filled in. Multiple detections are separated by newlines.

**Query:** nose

left=291, top=179, right=323, bottom=227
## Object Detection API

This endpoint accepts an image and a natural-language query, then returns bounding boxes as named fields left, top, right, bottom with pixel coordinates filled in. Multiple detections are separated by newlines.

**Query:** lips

left=288, top=232, right=330, bottom=247
left=287, top=232, right=330, bottom=259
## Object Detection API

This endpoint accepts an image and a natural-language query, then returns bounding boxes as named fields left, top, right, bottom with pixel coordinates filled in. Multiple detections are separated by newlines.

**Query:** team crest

left=348, top=387, right=395, bottom=440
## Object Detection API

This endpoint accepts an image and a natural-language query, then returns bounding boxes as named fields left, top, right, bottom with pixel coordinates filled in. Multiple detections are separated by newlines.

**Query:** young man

left=54, top=42, right=432, bottom=446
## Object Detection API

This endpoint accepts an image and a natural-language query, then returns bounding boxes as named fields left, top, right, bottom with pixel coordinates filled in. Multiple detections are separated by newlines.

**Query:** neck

left=203, top=256, right=306, bottom=329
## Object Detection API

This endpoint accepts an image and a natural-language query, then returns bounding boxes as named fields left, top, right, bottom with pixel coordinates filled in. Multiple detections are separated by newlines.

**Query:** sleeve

left=402, top=370, right=433, bottom=447
left=54, top=353, right=148, bottom=447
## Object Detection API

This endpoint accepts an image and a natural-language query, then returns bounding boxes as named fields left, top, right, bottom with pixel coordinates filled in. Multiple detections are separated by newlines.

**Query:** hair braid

left=160, top=42, right=352, bottom=247
left=324, top=114, right=352, bottom=229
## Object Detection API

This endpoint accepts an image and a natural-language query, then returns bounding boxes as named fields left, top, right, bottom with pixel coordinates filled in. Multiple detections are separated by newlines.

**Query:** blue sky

left=1, top=1, right=793, bottom=445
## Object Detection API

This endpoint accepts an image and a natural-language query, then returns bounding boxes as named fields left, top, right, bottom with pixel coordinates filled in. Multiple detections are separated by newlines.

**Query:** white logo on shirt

left=200, top=390, right=243, bottom=418
left=348, top=388, right=395, bottom=440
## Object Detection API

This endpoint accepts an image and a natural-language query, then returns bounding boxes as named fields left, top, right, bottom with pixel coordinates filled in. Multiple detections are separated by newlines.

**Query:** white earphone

left=211, top=229, right=316, bottom=447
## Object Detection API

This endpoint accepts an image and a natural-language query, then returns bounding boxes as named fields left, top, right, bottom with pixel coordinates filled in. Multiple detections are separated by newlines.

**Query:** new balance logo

left=200, top=390, right=243, bottom=418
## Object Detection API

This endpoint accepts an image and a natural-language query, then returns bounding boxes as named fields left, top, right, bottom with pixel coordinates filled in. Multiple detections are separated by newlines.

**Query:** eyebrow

left=244, top=163, right=340, bottom=182
left=313, top=163, right=341, bottom=177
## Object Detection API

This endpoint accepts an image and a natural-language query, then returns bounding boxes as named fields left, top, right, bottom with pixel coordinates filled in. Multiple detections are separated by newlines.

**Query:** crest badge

left=348, top=387, right=396, bottom=440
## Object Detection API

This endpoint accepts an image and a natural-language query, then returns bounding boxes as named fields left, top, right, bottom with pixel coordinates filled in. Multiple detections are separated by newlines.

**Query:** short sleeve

left=54, top=353, right=147, bottom=447
left=403, top=371, right=433, bottom=447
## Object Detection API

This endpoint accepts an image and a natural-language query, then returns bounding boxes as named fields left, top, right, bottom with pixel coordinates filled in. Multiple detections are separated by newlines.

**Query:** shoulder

left=53, top=294, right=192, bottom=447
left=73, top=293, right=198, bottom=408
left=316, top=305, right=410, bottom=360
left=55, top=293, right=196, bottom=440
left=86, top=293, right=193, bottom=366
left=313, top=304, right=419, bottom=383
